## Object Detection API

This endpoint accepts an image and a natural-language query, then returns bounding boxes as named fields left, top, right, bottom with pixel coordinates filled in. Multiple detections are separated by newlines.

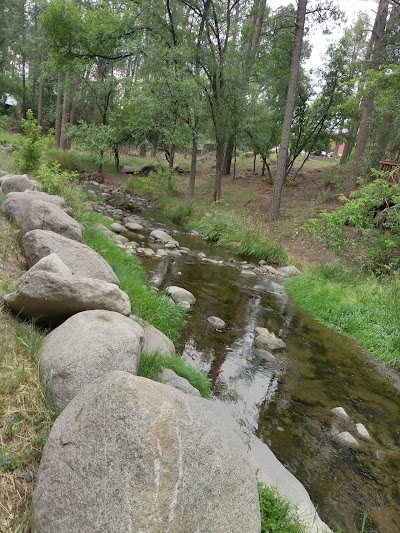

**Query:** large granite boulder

left=131, top=315, right=175, bottom=355
left=1, top=174, right=35, bottom=194
left=21, top=229, right=120, bottom=286
left=32, top=372, right=260, bottom=533
left=2, top=190, right=73, bottom=224
left=39, top=310, right=144, bottom=410
left=4, top=270, right=130, bottom=325
left=150, top=229, right=175, bottom=243
left=19, top=200, right=82, bottom=242
left=165, top=285, right=196, bottom=307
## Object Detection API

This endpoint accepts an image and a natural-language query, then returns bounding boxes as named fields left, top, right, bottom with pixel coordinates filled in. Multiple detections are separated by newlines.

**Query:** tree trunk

left=253, top=153, right=257, bottom=173
left=114, top=145, right=120, bottom=171
left=187, top=116, right=199, bottom=201
left=168, top=144, right=175, bottom=168
left=349, top=0, right=389, bottom=191
left=139, top=144, right=146, bottom=158
left=37, top=50, right=45, bottom=127
left=21, top=54, right=27, bottom=119
left=151, top=141, right=157, bottom=157
left=214, top=138, right=225, bottom=201
left=223, top=136, right=235, bottom=175
left=55, top=75, right=63, bottom=147
left=267, top=0, right=307, bottom=221
left=60, top=72, right=70, bottom=150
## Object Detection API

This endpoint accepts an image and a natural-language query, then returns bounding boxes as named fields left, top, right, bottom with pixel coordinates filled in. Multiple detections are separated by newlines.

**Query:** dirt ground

left=102, top=154, right=355, bottom=268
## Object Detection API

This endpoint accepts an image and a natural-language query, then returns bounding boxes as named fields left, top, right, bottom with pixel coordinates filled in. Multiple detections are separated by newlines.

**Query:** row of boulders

left=331, top=407, right=373, bottom=448
left=1, top=173, right=331, bottom=532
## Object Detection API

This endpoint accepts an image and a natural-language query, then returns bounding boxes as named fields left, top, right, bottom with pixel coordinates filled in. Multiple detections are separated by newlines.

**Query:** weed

left=14, top=110, right=44, bottom=173
left=258, top=483, right=306, bottom=532
left=138, top=351, right=212, bottom=398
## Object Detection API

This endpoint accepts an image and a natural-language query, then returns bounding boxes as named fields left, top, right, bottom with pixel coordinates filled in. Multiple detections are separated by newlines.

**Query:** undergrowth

left=286, top=264, right=400, bottom=367
left=258, top=483, right=306, bottom=533
left=138, top=351, right=212, bottom=398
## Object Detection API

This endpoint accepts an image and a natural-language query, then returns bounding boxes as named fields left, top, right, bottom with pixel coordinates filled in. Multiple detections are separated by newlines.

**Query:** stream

left=93, top=189, right=400, bottom=533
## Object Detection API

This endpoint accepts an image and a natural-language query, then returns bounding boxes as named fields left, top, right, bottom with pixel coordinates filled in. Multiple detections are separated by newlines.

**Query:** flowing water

left=119, top=205, right=399, bottom=533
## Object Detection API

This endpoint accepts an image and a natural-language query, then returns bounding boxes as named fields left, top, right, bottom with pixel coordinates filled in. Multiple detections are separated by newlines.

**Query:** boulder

left=160, top=368, right=201, bottom=397
left=19, top=200, right=82, bottom=242
left=1, top=174, right=35, bottom=194
left=39, top=310, right=144, bottom=410
left=336, top=431, right=359, bottom=448
left=32, top=372, right=260, bottom=533
left=331, top=407, right=350, bottom=420
left=125, top=222, right=143, bottom=232
left=241, top=270, right=257, bottom=277
left=110, top=222, right=125, bottom=233
left=27, top=253, right=72, bottom=277
left=276, top=265, right=301, bottom=278
left=4, top=270, right=130, bottom=325
left=253, top=348, right=276, bottom=362
left=150, top=229, right=174, bottom=243
left=2, top=191, right=72, bottom=223
left=21, top=230, right=120, bottom=286
left=355, top=423, right=371, bottom=440
left=207, top=316, right=226, bottom=329
left=255, top=327, right=286, bottom=351
left=95, top=223, right=114, bottom=238
left=131, top=316, right=175, bottom=355
left=166, top=286, right=196, bottom=306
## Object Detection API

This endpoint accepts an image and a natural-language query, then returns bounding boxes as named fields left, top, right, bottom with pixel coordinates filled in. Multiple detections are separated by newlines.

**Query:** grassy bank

left=124, top=174, right=288, bottom=265
left=286, top=264, right=400, bottom=367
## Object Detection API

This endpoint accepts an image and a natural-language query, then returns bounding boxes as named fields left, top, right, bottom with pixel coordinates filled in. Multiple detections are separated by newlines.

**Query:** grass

left=286, top=264, right=400, bottom=367
left=0, top=214, right=56, bottom=532
left=138, top=351, right=212, bottom=398
left=258, top=483, right=306, bottom=533
left=82, top=221, right=184, bottom=340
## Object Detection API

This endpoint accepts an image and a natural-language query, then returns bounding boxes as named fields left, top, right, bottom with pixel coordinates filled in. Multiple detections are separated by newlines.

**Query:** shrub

left=306, top=178, right=400, bottom=274
left=36, top=163, right=78, bottom=195
left=124, top=167, right=176, bottom=199
left=14, top=109, right=44, bottom=173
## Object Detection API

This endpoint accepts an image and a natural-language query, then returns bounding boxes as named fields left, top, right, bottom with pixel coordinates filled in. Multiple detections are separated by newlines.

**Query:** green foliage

left=258, top=483, right=306, bottom=533
left=306, top=178, right=400, bottom=274
left=14, top=110, right=44, bottom=173
left=286, top=264, right=400, bottom=367
left=36, top=162, right=78, bottom=195
left=194, top=202, right=287, bottom=264
left=124, top=167, right=176, bottom=199
left=138, top=352, right=212, bottom=399
left=163, top=200, right=193, bottom=225
left=65, top=123, right=117, bottom=171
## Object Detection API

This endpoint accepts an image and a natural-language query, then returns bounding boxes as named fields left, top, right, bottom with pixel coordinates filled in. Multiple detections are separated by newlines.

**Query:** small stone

left=336, top=431, right=359, bottom=447
left=240, top=270, right=256, bottom=277
left=253, top=348, right=276, bottom=362
left=178, top=301, right=191, bottom=310
left=197, top=252, right=206, bottom=258
left=165, top=242, right=179, bottom=249
left=355, top=423, right=371, bottom=440
left=142, top=248, right=155, bottom=257
left=155, top=249, right=168, bottom=257
left=207, top=316, right=226, bottom=329
left=276, top=427, right=284, bottom=432
left=112, top=234, right=129, bottom=244
left=110, top=223, right=124, bottom=233
left=331, top=407, right=350, bottom=420
left=125, top=222, right=143, bottom=232
left=258, top=260, right=267, bottom=266
left=276, top=266, right=301, bottom=278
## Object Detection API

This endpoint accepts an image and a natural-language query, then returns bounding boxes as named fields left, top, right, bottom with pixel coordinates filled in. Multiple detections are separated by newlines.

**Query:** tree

left=266, top=0, right=307, bottom=222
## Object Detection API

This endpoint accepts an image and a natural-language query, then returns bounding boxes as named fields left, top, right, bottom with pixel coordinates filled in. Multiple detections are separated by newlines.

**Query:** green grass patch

left=286, top=264, right=400, bottom=367
left=138, top=351, right=212, bottom=398
left=82, top=222, right=184, bottom=340
left=193, top=209, right=287, bottom=264
left=258, top=483, right=306, bottom=533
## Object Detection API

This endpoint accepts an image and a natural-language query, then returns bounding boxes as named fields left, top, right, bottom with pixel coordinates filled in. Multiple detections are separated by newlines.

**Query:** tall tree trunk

left=187, top=115, right=199, bottom=201
left=168, top=144, right=175, bottom=168
left=340, top=123, right=358, bottom=163
left=139, top=144, right=146, bottom=158
left=349, top=0, right=389, bottom=191
left=114, top=145, right=120, bottom=171
left=223, top=136, right=235, bottom=175
left=266, top=0, right=307, bottom=221
left=55, top=74, right=63, bottom=147
left=60, top=72, right=70, bottom=150
left=37, top=50, right=45, bottom=127
left=21, top=54, right=27, bottom=119
left=214, top=138, right=225, bottom=201
left=151, top=141, right=157, bottom=157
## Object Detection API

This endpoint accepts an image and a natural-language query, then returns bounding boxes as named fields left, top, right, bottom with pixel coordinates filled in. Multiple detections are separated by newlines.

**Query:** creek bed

left=100, top=195, right=400, bottom=533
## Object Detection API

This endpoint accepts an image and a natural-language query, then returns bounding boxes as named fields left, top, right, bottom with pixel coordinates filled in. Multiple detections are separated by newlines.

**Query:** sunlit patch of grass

left=138, top=351, right=212, bottom=398
left=286, top=264, right=400, bottom=367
